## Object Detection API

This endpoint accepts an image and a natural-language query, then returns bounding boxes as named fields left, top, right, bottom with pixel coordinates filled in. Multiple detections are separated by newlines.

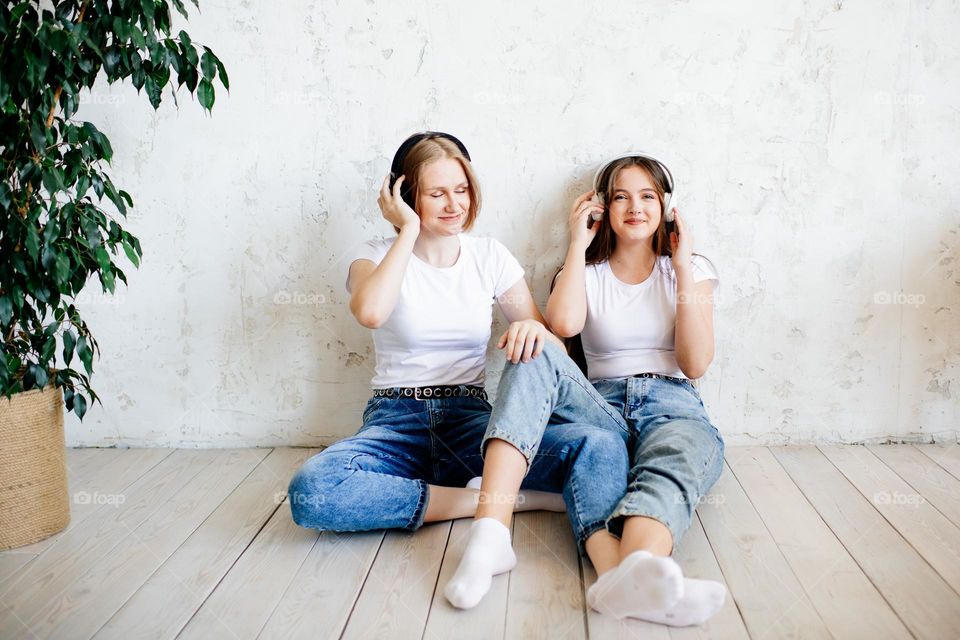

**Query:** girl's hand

left=670, top=208, right=694, bottom=271
left=378, top=174, right=420, bottom=231
left=497, top=319, right=548, bottom=364
left=568, top=189, right=602, bottom=252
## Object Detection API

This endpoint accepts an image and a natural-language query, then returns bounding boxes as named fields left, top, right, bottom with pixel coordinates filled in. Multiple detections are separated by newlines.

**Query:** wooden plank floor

left=1, top=445, right=959, bottom=639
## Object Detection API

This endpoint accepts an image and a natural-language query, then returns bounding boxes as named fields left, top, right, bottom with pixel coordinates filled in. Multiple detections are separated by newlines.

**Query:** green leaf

left=200, top=49, right=217, bottom=80
left=63, top=329, right=76, bottom=365
left=131, top=28, right=146, bottom=49
left=0, top=297, right=12, bottom=325
left=182, top=41, right=199, bottom=67
left=197, top=78, right=214, bottom=111
left=74, top=393, right=88, bottom=420
left=83, top=216, right=101, bottom=248
left=41, top=334, right=56, bottom=362
left=29, top=364, right=48, bottom=389
left=122, top=238, right=141, bottom=267
left=140, top=0, right=157, bottom=19
left=145, top=74, right=161, bottom=108
left=95, top=245, right=111, bottom=272
left=214, top=54, right=229, bottom=91
left=10, top=3, right=31, bottom=23
left=77, top=335, right=93, bottom=375
left=131, top=62, right=146, bottom=90
left=54, top=253, right=71, bottom=284
left=103, top=47, right=122, bottom=77
left=25, top=224, right=40, bottom=260
left=76, top=174, right=90, bottom=198
left=183, top=65, right=198, bottom=92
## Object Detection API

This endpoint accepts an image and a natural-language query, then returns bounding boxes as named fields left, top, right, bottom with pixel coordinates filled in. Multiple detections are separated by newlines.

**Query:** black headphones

left=389, top=131, right=471, bottom=209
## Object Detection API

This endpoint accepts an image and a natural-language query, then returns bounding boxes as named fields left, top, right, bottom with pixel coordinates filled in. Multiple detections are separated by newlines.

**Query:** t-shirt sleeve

left=345, top=238, right=390, bottom=294
left=690, top=254, right=720, bottom=291
left=488, top=239, right=527, bottom=298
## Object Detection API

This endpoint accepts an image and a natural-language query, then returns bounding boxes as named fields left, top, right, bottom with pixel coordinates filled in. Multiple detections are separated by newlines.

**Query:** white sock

left=632, top=577, right=727, bottom=627
left=444, top=517, right=516, bottom=609
left=587, top=550, right=684, bottom=617
left=465, top=476, right=566, bottom=513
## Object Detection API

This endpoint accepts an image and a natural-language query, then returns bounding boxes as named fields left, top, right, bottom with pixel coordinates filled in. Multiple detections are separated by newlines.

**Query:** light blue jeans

left=482, top=341, right=725, bottom=549
left=288, top=382, right=629, bottom=553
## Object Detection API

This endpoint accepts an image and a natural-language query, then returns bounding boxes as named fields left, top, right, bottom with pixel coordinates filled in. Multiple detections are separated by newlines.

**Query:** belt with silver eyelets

left=632, top=372, right=689, bottom=384
left=373, top=385, right=488, bottom=401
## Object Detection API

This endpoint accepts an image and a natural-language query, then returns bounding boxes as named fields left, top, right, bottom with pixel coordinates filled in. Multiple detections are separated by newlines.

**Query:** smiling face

left=606, top=165, right=663, bottom=244
left=414, top=157, right=471, bottom=237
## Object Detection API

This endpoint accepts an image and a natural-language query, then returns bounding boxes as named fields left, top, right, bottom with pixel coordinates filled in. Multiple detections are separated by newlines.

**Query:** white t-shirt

left=580, top=255, right=719, bottom=381
left=346, top=234, right=526, bottom=389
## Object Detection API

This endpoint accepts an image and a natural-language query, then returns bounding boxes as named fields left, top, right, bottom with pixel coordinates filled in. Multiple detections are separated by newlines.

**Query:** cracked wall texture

left=66, top=0, right=959, bottom=447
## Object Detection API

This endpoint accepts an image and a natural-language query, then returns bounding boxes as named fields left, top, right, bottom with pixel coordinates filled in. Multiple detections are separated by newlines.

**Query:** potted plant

left=0, top=0, right=228, bottom=550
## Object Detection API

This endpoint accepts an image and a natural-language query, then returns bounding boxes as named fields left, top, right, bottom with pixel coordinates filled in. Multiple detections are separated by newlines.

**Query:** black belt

left=373, top=385, right=488, bottom=401
left=632, top=372, right=689, bottom=383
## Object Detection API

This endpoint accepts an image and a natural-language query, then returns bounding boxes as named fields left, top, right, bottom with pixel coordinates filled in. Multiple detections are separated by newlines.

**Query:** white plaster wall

left=65, top=0, right=960, bottom=447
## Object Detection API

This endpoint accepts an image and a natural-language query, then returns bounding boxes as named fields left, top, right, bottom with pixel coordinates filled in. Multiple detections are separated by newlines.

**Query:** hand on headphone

left=669, top=208, right=693, bottom=271
left=569, top=189, right=603, bottom=251
left=378, top=174, right=420, bottom=232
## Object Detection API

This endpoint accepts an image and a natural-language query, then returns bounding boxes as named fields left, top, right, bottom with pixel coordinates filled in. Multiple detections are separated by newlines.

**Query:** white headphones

left=591, top=151, right=678, bottom=223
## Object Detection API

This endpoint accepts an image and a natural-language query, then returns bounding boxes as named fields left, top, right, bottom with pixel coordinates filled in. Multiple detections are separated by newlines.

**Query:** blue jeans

left=594, top=376, right=725, bottom=547
left=482, top=341, right=724, bottom=549
left=288, top=382, right=629, bottom=553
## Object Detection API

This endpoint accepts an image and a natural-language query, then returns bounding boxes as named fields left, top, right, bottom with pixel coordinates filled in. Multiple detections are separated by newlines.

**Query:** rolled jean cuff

left=404, top=479, right=430, bottom=530
left=576, top=519, right=609, bottom=556
left=604, top=506, right=682, bottom=552
left=480, top=428, right=537, bottom=476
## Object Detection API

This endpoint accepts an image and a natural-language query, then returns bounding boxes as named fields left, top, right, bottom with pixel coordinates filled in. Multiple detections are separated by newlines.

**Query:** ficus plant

left=0, top=0, right=228, bottom=419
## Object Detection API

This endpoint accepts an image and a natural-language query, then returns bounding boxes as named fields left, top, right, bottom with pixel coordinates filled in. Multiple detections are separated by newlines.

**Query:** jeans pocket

left=361, top=396, right=386, bottom=424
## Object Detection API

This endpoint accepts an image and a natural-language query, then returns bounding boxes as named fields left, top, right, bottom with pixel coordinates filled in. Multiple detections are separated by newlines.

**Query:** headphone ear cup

left=663, top=193, right=675, bottom=222
left=400, top=182, right=416, bottom=211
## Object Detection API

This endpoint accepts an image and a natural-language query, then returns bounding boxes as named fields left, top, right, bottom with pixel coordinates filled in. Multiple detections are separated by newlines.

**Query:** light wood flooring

left=2, top=445, right=960, bottom=639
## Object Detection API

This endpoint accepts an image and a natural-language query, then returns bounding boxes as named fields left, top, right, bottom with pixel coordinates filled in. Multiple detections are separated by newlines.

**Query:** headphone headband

left=389, top=131, right=471, bottom=187
left=388, top=131, right=471, bottom=211
left=593, top=151, right=674, bottom=199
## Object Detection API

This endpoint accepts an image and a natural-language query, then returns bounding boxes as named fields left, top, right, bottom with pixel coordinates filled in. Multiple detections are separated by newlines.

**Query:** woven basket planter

left=0, top=386, right=70, bottom=550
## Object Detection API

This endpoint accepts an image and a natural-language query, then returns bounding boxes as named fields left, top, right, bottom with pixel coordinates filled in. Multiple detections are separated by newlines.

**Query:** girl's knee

left=288, top=452, right=354, bottom=528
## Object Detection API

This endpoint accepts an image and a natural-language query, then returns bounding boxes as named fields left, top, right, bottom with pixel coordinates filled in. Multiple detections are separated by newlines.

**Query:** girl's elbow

left=682, top=364, right=707, bottom=380
left=350, top=301, right=385, bottom=329
left=680, top=355, right=713, bottom=380
left=545, top=314, right=583, bottom=339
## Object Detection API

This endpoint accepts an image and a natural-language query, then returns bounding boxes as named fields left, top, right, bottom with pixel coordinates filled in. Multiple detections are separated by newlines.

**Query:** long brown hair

left=584, top=156, right=673, bottom=265
left=553, top=157, right=716, bottom=375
